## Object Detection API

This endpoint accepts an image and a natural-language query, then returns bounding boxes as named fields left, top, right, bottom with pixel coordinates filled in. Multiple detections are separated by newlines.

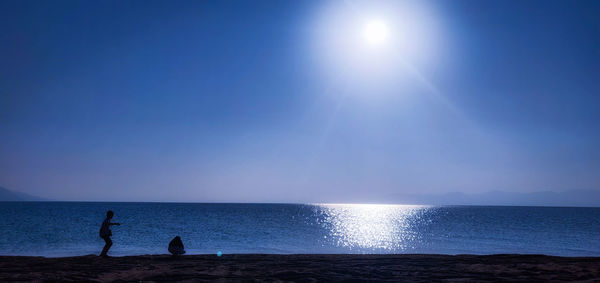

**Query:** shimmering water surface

left=0, top=202, right=598, bottom=257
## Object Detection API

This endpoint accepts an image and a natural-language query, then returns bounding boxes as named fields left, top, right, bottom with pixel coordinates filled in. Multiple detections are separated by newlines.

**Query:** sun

left=362, top=20, right=389, bottom=47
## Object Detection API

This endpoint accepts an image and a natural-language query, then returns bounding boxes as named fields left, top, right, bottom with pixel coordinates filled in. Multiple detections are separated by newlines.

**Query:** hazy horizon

left=3, top=186, right=600, bottom=208
left=1, top=0, right=599, bottom=203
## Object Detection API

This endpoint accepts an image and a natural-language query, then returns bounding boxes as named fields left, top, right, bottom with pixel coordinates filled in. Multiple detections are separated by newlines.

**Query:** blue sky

left=1, top=0, right=599, bottom=202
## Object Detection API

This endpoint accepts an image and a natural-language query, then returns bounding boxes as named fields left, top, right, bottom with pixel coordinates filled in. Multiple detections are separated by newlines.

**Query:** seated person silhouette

left=168, top=236, right=186, bottom=256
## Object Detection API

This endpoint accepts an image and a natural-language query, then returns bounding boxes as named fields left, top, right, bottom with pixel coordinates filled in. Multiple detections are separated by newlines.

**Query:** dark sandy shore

left=1, top=254, right=599, bottom=282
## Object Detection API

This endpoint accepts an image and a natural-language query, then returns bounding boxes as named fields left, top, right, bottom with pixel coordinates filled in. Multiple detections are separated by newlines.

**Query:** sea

left=0, top=202, right=598, bottom=257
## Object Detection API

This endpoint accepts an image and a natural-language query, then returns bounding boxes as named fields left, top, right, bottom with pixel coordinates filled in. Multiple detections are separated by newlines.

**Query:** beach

left=1, top=254, right=599, bottom=282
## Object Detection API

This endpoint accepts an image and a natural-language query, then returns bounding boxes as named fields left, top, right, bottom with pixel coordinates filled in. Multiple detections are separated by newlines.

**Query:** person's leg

left=100, top=236, right=113, bottom=257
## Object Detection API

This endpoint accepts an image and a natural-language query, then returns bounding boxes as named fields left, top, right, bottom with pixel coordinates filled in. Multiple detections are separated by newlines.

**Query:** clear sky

left=1, top=0, right=599, bottom=202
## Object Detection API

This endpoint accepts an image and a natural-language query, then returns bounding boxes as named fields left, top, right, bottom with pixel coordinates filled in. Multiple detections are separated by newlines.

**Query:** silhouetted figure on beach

left=168, top=236, right=186, bottom=256
left=99, top=210, right=120, bottom=257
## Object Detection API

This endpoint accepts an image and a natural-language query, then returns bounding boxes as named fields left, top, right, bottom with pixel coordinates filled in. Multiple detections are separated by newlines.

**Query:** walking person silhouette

left=99, top=210, right=120, bottom=257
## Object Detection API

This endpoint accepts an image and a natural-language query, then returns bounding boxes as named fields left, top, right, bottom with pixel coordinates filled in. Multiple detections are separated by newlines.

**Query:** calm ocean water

left=0, top=202, right=598, bottom=257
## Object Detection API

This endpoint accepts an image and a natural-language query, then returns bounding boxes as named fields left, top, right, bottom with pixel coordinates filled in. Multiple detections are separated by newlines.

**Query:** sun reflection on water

left=316, top=204, right=429, bottom=251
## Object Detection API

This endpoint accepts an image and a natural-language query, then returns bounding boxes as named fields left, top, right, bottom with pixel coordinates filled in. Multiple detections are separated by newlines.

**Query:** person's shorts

left=101, top=236, right=112, bottom=244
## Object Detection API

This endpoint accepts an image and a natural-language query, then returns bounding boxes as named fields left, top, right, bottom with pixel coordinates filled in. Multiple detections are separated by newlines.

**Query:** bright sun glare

left=363, top=20, right=389, bottom=46
left=313, top=1, right=439, bottom=87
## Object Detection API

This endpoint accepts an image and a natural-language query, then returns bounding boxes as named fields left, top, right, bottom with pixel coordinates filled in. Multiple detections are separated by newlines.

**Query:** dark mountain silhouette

left=385, top=190, right=600, bottom=207
left=0, top=187, right=48, bottom=201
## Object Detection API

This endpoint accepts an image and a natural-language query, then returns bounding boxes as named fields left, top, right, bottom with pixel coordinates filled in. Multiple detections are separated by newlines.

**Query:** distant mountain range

left=1, top=186, right=599, bottom=206
left=0, top=187, right=48, bottom=201
left=384, top=190, right=600, bottom=207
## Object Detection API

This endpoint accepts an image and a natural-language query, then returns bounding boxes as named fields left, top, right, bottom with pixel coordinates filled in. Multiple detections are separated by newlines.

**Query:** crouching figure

left=168, top=236, right=186, bottom=256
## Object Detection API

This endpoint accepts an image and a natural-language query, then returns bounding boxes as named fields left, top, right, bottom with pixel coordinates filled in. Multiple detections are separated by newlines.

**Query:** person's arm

left=110, top=222, right=120, bottom=226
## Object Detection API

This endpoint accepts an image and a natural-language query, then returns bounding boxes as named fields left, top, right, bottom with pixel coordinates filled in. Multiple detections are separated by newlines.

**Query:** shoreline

left=1, top=254, right=599, bottom=282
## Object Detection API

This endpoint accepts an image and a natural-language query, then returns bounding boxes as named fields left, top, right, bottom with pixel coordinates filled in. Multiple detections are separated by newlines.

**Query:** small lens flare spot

left=217, top=251, right=223, bottom=256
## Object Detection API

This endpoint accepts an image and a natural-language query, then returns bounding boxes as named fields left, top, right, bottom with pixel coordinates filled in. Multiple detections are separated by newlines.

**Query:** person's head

left=106, top=210, right=114, bottom=219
